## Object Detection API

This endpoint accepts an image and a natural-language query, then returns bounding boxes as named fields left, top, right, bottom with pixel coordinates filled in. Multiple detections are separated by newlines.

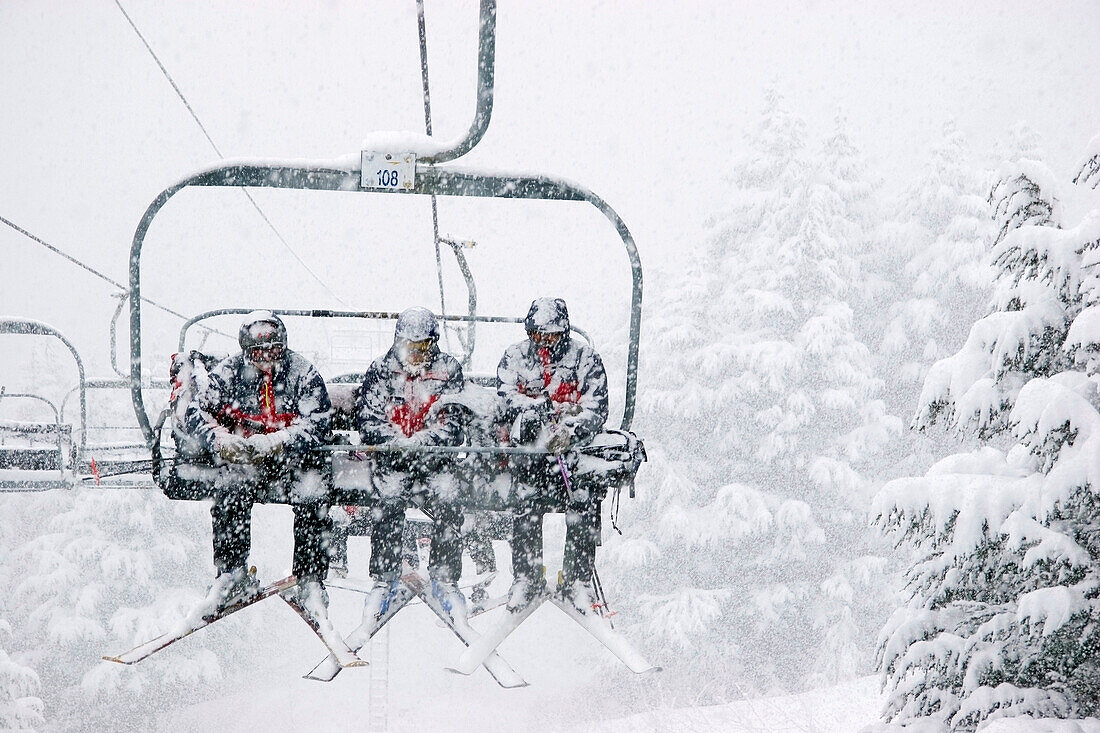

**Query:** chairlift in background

left=0, top=316, right=172, bottom=491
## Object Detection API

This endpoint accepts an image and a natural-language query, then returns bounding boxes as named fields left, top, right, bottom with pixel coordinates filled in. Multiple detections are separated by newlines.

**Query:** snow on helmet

left=393, top=307, right=440, bottom=343
left=238, top=310, right=287, bottom=351
left=523, top=297, right=569, bottom=334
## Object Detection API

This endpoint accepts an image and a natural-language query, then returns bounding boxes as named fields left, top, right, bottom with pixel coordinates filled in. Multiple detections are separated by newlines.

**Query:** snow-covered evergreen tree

left=0, top=533, right=42, bottom=733
left=0, top=619, right=41, bottom=732
left=878, top=121, right=995, bottom=414
left=875, top=133, right=1100, bottom=731
left=4, top=486, right=237, bottom=731
left=609, top=91, right=900, bottom=699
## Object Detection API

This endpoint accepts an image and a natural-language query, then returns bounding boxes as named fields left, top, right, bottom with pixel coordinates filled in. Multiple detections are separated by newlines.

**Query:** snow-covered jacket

left=356, top=346, right=465, bottom=447
left=496, top=335, right=608, bottom=444
left=186, top=349, right=332, bottom=453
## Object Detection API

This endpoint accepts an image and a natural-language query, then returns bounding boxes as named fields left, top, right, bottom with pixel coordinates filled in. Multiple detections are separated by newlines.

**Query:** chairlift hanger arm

left=418, top=0, right=496, bottom=165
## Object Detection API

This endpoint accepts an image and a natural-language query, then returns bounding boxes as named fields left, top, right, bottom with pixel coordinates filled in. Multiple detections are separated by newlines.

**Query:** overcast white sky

left=2, top=1, right=1098, bottom=385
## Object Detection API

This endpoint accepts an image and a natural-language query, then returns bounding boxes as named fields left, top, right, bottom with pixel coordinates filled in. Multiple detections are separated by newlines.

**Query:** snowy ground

left=151, top=524, right=882, bottom=733
left=155, top=589, right=882, bottom=733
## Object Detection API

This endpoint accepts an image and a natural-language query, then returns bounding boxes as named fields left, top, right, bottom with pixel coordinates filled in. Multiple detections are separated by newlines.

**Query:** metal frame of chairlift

left=0, top=318, right=85, bottom=490
left=128, top=0, right=643, bottom=452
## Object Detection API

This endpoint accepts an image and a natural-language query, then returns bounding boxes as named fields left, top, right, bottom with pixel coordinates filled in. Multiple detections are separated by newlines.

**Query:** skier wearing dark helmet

left=186, top=310, right=333, bottom=619
left=497, top=297, right=609, bottom=614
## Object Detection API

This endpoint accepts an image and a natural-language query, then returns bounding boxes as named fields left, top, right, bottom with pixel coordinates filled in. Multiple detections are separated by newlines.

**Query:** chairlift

left=115, top=0, right=654, bottom=680
left=0, top=318, right=84, bottom=490
left=0, top=316, right=174, bottom=490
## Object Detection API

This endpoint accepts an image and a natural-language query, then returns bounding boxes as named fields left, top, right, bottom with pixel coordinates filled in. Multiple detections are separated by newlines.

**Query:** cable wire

left=1, top=213, right=232, bottom=339
left=113, top=0, right=350, bottom=307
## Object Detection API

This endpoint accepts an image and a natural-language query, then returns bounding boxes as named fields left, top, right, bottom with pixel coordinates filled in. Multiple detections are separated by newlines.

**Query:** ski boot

left=430, top=578, right=467, bottom=621
left=363, top=575, right=400, bottom=622
left=506, top=575, right=547, bottom=613
left=200, top=566, right=261, bottom=619
left=558, top=576, right=597, bottom=615
left=285, top=578, right=330, bottom=620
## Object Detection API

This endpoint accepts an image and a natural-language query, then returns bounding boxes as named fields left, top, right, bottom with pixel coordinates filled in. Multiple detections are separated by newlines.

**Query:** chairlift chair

left=116, top=0, right=654, bottom=678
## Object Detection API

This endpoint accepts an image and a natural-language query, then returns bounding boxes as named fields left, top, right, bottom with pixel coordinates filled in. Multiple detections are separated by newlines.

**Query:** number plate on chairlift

left=361, top=151, right=416, bottom=191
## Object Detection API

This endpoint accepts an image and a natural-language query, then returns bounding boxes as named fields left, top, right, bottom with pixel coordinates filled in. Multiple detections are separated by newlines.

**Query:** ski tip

left=341, top=659, right=370, bottom=669
left=636, top=665, right=662, bottom=674
left=102, top=655, right=126, bottom=665
left=444, top=666, right=475, bottom=677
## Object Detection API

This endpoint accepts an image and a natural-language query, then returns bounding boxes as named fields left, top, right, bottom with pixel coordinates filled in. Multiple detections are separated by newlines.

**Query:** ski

left=280, top=592, right=366, bottom=669
left=103, top=575, right=298, bottom=665
left=402, top=570, right=527, bottom=688
left=448, top=593, right=546, bottom=676
left=329, top=575, right=507, bottom=619
left=468, top=593, right=509, bottom=618
left=324, top=575, right=383, bottom=595
left=548, top=596, right=660, bottom=674
left=303, top=575, right=417, bottom=682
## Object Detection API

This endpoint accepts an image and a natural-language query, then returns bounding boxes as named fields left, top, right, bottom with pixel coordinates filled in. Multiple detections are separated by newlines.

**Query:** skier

left=186, top=310, right=333, bottom=617
left=356, top=307, right=468, bottom=618
left=498, top=297, right=609, bottom=613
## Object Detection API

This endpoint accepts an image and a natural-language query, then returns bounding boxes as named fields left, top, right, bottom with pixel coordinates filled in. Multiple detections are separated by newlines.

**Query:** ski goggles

left=528, top=330, right=564, bottom=348
left=246, top=343, right=285, bottom=360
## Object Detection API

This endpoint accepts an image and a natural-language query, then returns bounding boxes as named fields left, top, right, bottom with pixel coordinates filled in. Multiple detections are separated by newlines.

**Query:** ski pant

left=211, top=464, right=331, bottom=582
left=367, top=456, right=463, bottom=583
left=510, top=454, right=601, bottom=586
left=463, top=511, right=506, bottom=575
left=329, top=508, right=432, bottom=571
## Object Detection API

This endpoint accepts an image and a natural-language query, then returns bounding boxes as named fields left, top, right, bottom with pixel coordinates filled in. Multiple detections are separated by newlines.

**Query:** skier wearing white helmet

left=355, top=307, right=468, bottom=619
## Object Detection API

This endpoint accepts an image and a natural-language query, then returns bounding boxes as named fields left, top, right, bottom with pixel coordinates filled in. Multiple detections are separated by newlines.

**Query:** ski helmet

left=523, top=297, right=569, bottom=334
left=239, top=310, right=287, bottom=351
left=393, top=307, right=440, bottom=343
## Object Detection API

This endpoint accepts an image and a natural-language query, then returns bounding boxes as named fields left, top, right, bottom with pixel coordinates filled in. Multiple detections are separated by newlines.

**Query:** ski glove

left=247, top=430, right=289, bottom=457
left=512, top=408, right=545, bottom=445
left=392, top=432, right=427, bottom=449
left=215, top=433, right=252, bottom=464
left=557, top=402, right=584, bottom=418
left=547, top=427, right=574, bottom=455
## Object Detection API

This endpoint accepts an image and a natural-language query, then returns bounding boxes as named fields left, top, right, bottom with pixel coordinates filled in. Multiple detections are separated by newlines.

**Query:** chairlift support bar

left=61, top=380, right=169, bottom=425
left=110, top=291, right=231, bottom=379
left=175, top=309, right=594, bottom=356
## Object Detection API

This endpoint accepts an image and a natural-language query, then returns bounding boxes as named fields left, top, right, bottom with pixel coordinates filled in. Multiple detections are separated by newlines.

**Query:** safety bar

left=175, top=309, right=594, bottom=358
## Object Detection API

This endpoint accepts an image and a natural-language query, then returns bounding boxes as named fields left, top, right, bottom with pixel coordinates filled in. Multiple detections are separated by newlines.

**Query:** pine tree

left=608, top=91, right=899, bottom=698
left=875, top=133, right=1100, bottom=730
left=0, top=527, right=42, bottom=732
left=879, top=121, right=995, bottom=411
left=4, top=487, right=237, bottom=730
left=0, top=620, right=41, bottom=732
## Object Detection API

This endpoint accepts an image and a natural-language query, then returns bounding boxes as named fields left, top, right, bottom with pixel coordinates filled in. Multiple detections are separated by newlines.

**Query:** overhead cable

left=0, top=213, right=230, bottom=339
left=113, top=0, right=350, bottom=307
